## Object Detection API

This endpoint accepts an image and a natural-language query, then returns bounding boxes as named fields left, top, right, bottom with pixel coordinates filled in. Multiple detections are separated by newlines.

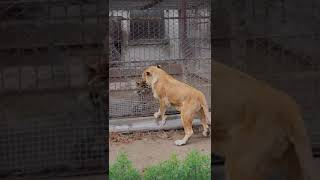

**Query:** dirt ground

left=109, top=127, right=211, bottom=172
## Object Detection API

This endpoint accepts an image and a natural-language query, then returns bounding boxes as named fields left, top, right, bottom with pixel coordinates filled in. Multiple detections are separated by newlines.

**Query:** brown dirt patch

left=109, top=127, right=205, bottom=145
left=109, top=127, right=211, bottom=171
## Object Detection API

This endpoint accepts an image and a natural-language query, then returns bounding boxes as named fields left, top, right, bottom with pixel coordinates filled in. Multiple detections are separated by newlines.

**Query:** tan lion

left=213, top=61, right=316, bottom=180
left=140, top=65, right=210, bottom=146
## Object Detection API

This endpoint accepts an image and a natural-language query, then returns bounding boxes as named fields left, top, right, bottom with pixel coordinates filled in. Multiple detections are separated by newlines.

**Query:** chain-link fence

left=213, top=0, right=320, bottom=149
left=0, top=0, right=107, bottom=178
left=109, top=0, right=211, bottom=119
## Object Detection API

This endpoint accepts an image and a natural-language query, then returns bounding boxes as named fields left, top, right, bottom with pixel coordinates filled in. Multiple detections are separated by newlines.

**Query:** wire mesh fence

left=0, top=0, right=107, bottom=178
left=109, top=0, right=211, bottom=119
left=213, top=1, right=320, bottom=149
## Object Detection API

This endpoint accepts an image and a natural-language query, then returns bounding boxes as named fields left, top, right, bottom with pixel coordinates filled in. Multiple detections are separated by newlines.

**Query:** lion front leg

left=154, top=110, right=161, bottom=119
left=154, top=99, right=167, bottom=127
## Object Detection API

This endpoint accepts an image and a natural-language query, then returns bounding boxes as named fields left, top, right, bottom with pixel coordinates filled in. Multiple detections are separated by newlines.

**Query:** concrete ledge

left=109, top=112, right=211, bottom=133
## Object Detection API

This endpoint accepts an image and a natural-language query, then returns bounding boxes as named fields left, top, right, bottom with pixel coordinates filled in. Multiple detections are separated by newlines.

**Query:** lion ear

left=156, top=65, right=161, bottom=69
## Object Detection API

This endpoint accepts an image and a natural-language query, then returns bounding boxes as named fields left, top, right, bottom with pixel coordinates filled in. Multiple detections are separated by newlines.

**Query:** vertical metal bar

left=0, top=69, right=3, bottom=91
left=148, top=16, right=150, bottom=40
left=179, top=0, right=187, bottom=59
left=51, top=64, right=55, bottom=88
left=18, top=50, right=22, bottom=91
left=65, top=4, right=68, bottom=19
left=179, top=0, right=188, bottom=82
left=80, top=4, right=84, bottom=44
left=281, top=0, right=286, bottom=23
left=35, top=66, right=39, bottom=89
left=252, top=0, right=255, bottom=17
left=159, top=11, right=161, bottom=60
left=47, top=0, right=51, bottom=21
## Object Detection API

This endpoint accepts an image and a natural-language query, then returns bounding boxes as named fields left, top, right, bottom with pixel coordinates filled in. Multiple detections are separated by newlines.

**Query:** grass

left=109, top=150, right=211, bottom=180
left=109, top=151, right=141, bottom=180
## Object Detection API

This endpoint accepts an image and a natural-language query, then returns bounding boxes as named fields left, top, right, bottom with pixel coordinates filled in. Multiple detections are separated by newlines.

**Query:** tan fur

left=213, top=61, right=316, bottom=180
left=141, top=65, right=210, bottom=146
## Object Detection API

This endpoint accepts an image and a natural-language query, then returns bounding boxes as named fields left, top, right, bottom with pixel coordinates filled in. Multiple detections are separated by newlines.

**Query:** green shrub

left=143, top=150, right=211, bottom=180
left=143, top=154, right=181, bottom=180
left=109, top=150, right=211, bottom=180
left=109, top=151, right=141, bottom=180
left=180, top=150, right=211, bottom=180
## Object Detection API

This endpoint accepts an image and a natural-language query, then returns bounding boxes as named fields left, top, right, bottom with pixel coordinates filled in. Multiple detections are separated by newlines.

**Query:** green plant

left=180, top=150, right=211, bottom=180
left=143, top=150, right=211, bottom=180
left=109, top=150, right=211, bottom=180
left=109, top=151, right=141, bottom=180
left=143, top=153, right=181, bottom=180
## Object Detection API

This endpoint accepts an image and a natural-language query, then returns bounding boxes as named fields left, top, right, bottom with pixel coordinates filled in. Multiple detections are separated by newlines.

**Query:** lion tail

left=289, top=113, right=316, bottom=180
left=199, top=94, right=210, bottom=125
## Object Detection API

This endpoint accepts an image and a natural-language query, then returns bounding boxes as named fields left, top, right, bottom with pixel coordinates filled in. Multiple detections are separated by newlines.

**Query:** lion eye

left=146, top=72, right=151, bottom=76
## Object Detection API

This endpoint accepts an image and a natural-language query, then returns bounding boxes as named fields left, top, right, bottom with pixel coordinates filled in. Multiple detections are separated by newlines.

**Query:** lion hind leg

left=175, top=109, right=194, bottom=146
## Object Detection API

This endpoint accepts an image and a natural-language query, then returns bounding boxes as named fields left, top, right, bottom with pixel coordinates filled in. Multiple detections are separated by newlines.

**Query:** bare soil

left=109, top=127, right=211, bottom=172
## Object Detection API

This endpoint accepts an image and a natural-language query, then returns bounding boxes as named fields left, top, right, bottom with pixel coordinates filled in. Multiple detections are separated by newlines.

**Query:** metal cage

left=213, top=0, right=320, bottom=150
left=109, top=0, right=211, bottom=119
left=0, top=0, right=107, bottom=177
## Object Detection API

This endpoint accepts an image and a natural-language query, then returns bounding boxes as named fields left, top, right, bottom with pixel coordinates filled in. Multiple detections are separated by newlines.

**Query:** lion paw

left=202, top=131, right=209, bottom=137
left=174, top=139, right=186, bottom=146
left=154, top=112, right=160, bottom=119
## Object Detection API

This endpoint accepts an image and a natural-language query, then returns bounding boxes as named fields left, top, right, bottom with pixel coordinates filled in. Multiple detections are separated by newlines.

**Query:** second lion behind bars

left=140, top=65, right=210, bottom=146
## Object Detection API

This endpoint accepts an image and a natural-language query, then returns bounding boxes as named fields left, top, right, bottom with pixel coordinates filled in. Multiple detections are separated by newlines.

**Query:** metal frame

left=109, top=0, right=211, bottom=119
left=0, top=0, right=107, bottom=178
left=213, top=0, right=320, bottom=150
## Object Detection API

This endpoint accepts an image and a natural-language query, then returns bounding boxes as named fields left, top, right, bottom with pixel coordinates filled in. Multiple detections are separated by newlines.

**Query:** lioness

left=213, top=61, right=316, bottom=180
left=140, top=65, right=210, bottom=146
